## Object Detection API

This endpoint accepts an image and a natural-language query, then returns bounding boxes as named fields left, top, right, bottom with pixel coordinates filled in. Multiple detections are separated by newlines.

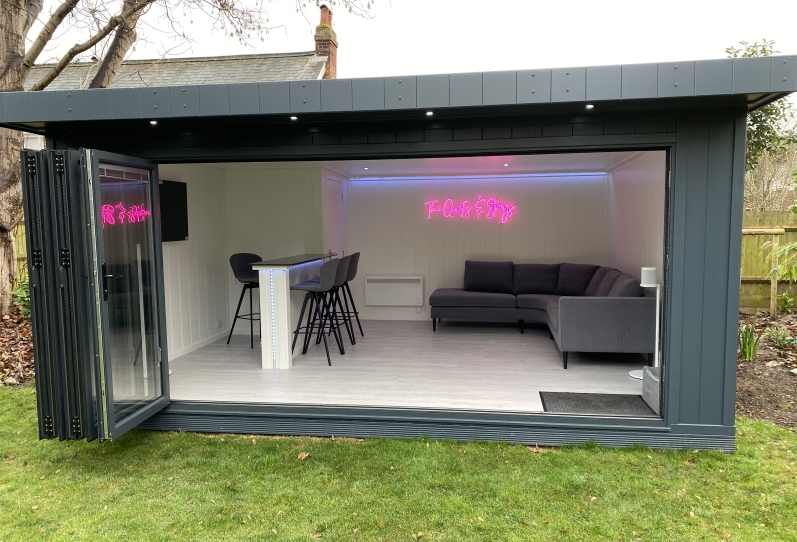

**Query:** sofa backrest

left=463, top=260, right=514, bottom=294
left=586, top=267, right=621, bottom=296
left=607, top=274, right=643, bottom=297
left=513, top=263, right=560, bottom=295
left=557, top=263, right=600, bottom=296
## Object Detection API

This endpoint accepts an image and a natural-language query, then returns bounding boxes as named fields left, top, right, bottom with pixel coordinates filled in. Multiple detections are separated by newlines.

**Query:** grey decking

left=168, top=320, right=645, bottom=412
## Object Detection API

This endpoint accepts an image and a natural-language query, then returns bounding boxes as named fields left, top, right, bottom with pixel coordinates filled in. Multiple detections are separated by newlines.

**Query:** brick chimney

left=314, top=5, right=337, bottom=79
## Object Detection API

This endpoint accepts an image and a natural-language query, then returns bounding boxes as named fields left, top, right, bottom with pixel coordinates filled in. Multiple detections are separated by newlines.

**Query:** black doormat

left=539, top=392, right=657, bottom=417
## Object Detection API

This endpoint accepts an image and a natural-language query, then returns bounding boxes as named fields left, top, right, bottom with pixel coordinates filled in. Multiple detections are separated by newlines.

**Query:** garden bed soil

left=0, top=311, right=34, bottom=386
left=737, top=312, right=797, bottom=428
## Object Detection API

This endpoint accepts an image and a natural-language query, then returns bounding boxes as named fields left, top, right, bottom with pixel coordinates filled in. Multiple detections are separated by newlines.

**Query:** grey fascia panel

left=289, top=80, right=321, bottom=113
left=771, top=55, right=797, bottom=92
left=586, top=65, right=621, bottom=101
left=140, top=87, right=170, bottom=118
left=622, top=64, right=658, bottom=99
left=5, top=96, right=22, bottom=123
left=695, top=59, right=732, bottom=96
left=517, top=70, right=551, bottom=103
left=320, top=79, right=353, bottom=112
left=111, top=88, right=141, bottom=119
left=658, top=62, right=695, bottom=97
left=199, top=84, right=230, bottom=116
left=229, top=83, right=259, bottom=116
left=416, top=74, right=450, bottom=108
left=26, top=91, right=57, bottom=122
left=170, top=86, right=200, bottom=117
left=483, top=71, right=517, bottom=105
left=450, top=73, right=483, bottom=107
left=733, top=56, right=771, bottom=94
left=352, top=78, right=384, bottom=111
left=385, top=76, right=416, bottom=110
left=551, top=68, right=586, bottom=102
left=82, top=89, right=113, bottom=120
left=259, top=81, right=290, bottom=114
left=57, top=90, right=84, bottom=121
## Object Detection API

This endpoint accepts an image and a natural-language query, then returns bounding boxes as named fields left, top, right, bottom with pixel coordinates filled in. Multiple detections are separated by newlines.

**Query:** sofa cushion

left=513, top=263, right=560, bottom=295
left=429, top=288, right=517, bottom=308
left=584, top=267, right=612, bottom=296
left=516, top=294, right=560, bottom=311
left=463, top=260, right=514, bottom=294
left=593, top=269, right=622, bottom=296
left=557, top=263, right=600, bottom=296
left=607, top=275, right=643, bottom=297
left=547, top=307, right=560, bottom=333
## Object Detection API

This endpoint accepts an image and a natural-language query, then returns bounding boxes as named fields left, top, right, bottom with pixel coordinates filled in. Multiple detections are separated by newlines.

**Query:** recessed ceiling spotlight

left=426, top=111, right=434, bottom=116
left=149, top=120, right=158, bottom=126
left=585, top=104, right=595, bottom=109
left=363, top=167, right=369, bottom=170
left=290, top=116, right=298, bottom=120
left=503, top=163, right=509, bottom=167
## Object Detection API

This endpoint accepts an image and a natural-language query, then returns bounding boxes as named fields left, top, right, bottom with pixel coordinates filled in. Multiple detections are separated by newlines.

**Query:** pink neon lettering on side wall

left=101, top=202, right=151, bottom=227
left=425, top=196, right=515, bottom=223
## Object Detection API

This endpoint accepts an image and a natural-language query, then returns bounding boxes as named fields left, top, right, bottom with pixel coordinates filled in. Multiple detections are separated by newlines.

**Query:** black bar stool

left=227, top=253, right=261, bottom=349
left=342, top=252, right=363, bottom=337
left=323, top=255, right=356, bottom=346
left=291, top=258, right=344, bottom=365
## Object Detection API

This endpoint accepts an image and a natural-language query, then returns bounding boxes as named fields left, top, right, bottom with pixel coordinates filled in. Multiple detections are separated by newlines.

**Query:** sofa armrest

left=557, top=296, right=656, bottom=353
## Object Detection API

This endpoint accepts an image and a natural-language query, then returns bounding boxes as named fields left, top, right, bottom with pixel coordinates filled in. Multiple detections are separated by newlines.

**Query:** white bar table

left=252, top=254, right=332, bottom=369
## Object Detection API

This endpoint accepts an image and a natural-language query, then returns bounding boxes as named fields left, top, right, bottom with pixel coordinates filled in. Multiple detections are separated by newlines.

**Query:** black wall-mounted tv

left=159, top=180, right=189, bottom=242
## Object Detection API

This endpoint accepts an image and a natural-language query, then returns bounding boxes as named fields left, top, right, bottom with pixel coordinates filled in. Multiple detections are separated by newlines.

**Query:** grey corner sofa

left=429, top=261, right=656, bottom=369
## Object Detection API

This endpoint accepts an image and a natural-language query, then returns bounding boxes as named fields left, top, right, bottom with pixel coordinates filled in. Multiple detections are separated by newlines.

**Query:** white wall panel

left=159, top=164, right=229, bottom=359
left=347, top=174, right=610, bottom=321
left=608, top=152, right=667, bottom=283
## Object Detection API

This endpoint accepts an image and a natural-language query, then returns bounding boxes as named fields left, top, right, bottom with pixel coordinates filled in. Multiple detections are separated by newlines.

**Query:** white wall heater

left=364, top=276, right=424, bottom=306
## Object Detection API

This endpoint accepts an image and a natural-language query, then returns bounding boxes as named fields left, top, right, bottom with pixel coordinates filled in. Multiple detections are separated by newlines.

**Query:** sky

left=34, top=0, right=797, bottom=103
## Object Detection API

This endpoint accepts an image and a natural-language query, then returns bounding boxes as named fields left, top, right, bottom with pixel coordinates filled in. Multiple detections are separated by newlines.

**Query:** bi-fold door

left=21, top=149, right=169, bottom=442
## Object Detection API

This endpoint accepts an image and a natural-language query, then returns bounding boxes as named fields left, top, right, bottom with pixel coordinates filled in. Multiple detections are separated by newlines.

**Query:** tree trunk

left=90, top=0, right=146, bottom=88
left=0, top=3, right=29, bottom=314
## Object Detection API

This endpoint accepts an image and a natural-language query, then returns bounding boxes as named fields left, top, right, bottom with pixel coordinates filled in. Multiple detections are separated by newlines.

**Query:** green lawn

left=1, top=385, right=795, bottom=541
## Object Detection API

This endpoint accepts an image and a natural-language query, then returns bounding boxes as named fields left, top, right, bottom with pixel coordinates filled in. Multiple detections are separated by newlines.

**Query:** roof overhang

left=2, top=55, right=794, bottom=135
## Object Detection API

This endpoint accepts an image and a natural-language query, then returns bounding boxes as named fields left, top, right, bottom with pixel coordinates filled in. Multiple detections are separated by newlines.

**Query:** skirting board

left=170, top=330, right=231, bottom=360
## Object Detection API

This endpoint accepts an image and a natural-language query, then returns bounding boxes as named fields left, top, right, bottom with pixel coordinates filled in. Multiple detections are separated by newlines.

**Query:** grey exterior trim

left=2, top=56, right=793, bottom=125
left=139, top=401, right=735, bottom=452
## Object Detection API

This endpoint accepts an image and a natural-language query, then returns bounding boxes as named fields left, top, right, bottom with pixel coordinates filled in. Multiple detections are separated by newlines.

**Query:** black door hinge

left=32, top=249, right=43, bottom=269
left=43, top=416, right=54, bottom=438
left=60, top=249, right=70, bottom=268
left=70, top=417, right=81, bottom=436
left=26, top=155, right=36, bottom=176
left=54, top=154, right=65, bottom=175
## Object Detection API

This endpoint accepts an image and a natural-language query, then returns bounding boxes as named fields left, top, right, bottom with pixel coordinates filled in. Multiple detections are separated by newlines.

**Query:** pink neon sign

left=424, top=197, right=516, bottom=224
left=101, top=202, right=151, bottom=227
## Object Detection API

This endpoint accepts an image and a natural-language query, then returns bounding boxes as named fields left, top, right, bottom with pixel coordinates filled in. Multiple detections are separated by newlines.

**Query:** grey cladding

left=140, top=87, right=170, bottom=118
left=483, top=71, right=517, bottom=105
left=450, top=73, right=482, bottom=107
left=658, top=62, right=695, bottom=98
left=199, top=85, right=230, bottom=116
left=321, top=79, right=352, bottom=112
left=733, top=56, right=771, bottom=94
left=586, top=65, right=621, bottom=101
left=57, top=91, right=83, bottom=121
left=384, top=76, right=416, bottom=110
left=695, top=60, right=732, bottom=96
left=289, top=80, right=321, bottom=113
left=83, top=88, right=114, bottom=120
left=621, top=64, right=657, bottom=99
left=229, top=83, right=259, bottom=116
left=517, top=70, right=551, bottom=103
left=417, top=75, right=450, bottom=108
left=111, top=88, right=141, bottom=119
left=0, top=92, right=30, bottom=122
left=259, top=81, right=290, bottom=114
left=352, top=78, right=384, bottom=111
left=552, top=68, right=586, bottom=102
left=28, top=92, right=58, bottom=122
left=170, top=86, right=200, bottom=117
left=772, top=56, right=797, bottom=92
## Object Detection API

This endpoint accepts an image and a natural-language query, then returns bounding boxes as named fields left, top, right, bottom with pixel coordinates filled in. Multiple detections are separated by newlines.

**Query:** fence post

left=770, top=233, right=778, bottom=317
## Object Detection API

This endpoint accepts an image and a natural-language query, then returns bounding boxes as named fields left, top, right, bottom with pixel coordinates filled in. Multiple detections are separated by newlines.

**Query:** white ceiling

left=212, top=150, right=659, bottom=179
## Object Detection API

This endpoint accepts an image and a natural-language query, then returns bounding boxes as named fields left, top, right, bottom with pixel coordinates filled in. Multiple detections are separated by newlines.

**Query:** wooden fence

left=12, top=221, right=26, bottom=285
left=740, top=211, right=797, bottom=311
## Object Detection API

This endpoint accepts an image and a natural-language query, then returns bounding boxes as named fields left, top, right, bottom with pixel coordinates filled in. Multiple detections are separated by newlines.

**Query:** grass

left=1, top=385, right=796, bottom=541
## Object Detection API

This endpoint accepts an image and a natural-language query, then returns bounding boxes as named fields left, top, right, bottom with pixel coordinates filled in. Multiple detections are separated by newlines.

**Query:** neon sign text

left=101, top=202, right=151, bottom=227
left=424, top=197, right=516, bottom=224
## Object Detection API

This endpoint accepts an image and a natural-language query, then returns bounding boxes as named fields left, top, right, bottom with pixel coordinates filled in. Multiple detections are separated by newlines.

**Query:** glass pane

left=98, top=163, right=162, bottom=423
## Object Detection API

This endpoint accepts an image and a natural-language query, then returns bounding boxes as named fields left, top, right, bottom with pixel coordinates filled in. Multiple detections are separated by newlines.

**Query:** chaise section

left=430, top=288, right=517, bottom=308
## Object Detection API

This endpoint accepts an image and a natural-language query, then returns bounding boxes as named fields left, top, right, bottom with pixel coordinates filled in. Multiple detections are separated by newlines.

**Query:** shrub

left=738, top=318, right=763, bottom=361
left=765, top=325, right=791, bottom=349
left=11, top=277, right=30, bottom=319
left=777, top=292, right=794, bottom=313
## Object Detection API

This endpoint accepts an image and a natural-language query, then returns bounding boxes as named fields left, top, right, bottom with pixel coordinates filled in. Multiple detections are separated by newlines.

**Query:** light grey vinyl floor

left=168, top=320, right=645, bottom=413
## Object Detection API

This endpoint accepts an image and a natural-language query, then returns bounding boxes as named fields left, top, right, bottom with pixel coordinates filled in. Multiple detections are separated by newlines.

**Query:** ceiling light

left=586, top=104, right=594, bottom=109
left=426, top=111, right=434, bottom=116
left=290, top=116, right=298, bottom=121
left=363, top=167, right=369, bottom=170
left=503, top=163, right=509, bottom=167
left=149, top=120, right=158, bottom=126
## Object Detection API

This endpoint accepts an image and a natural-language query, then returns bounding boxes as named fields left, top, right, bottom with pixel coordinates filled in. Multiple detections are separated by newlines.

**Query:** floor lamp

left=630, top=267, right=659, bottom=380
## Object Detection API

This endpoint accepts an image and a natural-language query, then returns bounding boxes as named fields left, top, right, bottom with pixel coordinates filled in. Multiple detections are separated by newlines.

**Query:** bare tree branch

left=23, top=0, right=45, bottom=35
left=29, top=0, right=157, bottom=91
left=90, top=0, right=149, bottom=88
left=21, top=0, right=80, bottom=78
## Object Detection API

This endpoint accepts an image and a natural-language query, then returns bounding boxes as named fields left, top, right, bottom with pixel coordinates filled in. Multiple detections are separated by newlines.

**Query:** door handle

left=101, top=263, right=123, bottom=301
